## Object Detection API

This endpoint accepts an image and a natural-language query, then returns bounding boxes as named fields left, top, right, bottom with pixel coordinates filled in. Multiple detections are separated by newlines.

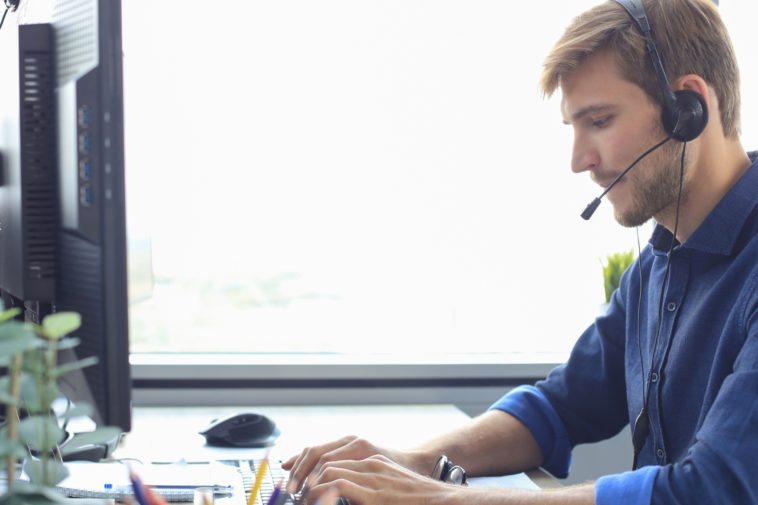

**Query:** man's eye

left=592, top=117, right=611, bottom=128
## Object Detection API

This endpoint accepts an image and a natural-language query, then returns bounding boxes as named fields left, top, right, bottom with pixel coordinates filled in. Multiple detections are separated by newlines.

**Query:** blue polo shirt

left=491, top=152, right=758, bottom=504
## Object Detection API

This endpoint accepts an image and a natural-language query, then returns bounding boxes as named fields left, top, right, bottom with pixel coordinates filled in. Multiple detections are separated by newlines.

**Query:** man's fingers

left=287, top=435, right=359, bottom=487
left=312, top=486, right=341, bottom=505
left=314, top=458, right=401, bottom=489
left=309, top=478, right=367, bottom=505
left=281, top=455, right=296, bottom=470
left=307, top=457, right=440, bottom=505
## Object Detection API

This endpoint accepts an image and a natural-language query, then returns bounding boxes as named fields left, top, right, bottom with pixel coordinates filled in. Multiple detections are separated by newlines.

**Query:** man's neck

left=655, top=139, right=751, bottom=243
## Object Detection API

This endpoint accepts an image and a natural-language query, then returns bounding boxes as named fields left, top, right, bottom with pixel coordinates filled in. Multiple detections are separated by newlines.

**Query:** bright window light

left=122, top=1, right=756, bottom=359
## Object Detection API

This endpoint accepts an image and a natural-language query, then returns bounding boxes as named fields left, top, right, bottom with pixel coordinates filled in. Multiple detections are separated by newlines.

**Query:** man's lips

left=593, top=177, right=617, bottom=189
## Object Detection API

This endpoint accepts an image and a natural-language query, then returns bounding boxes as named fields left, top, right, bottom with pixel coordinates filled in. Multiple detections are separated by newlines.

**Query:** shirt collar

left=649, top=150, right=758, bottom=256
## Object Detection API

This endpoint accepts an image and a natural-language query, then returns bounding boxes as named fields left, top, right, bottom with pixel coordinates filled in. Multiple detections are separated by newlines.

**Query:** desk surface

left=120, top=405, right=472, bottom=461
left=117, top=404, right=557, bottom=490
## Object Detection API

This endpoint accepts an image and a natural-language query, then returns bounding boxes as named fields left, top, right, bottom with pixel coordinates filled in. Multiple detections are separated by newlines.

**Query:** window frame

left=130, top=353, right=563, bottom=409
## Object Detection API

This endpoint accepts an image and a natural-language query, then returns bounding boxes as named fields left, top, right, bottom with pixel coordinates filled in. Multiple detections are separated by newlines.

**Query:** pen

left=144, top=483, right=170, bottom=505
left=129, top=470, right=151, bottom=505
left=247, top=450, right=271, bottom=505
left=266, top=479, right=283, bottom=505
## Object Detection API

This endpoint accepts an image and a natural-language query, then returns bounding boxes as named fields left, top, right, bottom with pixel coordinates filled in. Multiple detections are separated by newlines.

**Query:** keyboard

left=220, top=458, right=289, bottom=505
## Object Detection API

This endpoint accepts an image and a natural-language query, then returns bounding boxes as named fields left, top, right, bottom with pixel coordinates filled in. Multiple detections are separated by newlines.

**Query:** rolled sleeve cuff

left=488, top=385, right=572, bottom=478
left=595, top=466, right=659, bottom=505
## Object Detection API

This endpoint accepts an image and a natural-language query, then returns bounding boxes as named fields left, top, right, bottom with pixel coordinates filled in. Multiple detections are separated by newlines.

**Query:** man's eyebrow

left=562, top=104, right=617, bottom=125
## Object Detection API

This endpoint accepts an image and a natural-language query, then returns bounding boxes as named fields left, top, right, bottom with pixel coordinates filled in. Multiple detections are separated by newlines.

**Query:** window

left=123, top=1, right=757, bottom=363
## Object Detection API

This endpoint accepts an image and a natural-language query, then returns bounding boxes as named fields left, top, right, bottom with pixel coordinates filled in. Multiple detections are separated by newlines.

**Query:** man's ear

left=675, top=74, right=712, bottom=109
left=663, top=74, right=710, bottom=142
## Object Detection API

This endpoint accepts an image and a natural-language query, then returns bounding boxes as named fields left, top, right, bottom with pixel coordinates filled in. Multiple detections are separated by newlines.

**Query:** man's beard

left=614, top=137, right=688, bottom=228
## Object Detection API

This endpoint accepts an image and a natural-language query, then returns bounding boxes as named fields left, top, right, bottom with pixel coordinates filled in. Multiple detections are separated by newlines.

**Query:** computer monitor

left=0, top=0, right=131, bottom=438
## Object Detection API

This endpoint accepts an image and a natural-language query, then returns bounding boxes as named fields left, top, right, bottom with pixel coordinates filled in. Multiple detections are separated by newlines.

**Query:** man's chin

left=613, top=206, right=652, bottom=228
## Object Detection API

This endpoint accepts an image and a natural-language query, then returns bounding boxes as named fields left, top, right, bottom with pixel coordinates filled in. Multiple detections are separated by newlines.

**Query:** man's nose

left=571, top=135, right=599, bottom=174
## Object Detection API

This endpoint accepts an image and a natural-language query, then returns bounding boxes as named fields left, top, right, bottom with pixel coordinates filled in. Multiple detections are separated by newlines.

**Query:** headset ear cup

left=663, top=90, right=708, bottom=142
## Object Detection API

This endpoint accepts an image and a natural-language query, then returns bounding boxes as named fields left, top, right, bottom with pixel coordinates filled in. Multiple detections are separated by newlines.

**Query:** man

left=283, top=1, right=758, bottom=503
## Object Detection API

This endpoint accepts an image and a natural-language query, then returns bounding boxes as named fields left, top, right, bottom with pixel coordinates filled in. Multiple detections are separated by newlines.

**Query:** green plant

left=602, top=250, right=635, bottom=304
left=0, top=305, right=121, bottom=504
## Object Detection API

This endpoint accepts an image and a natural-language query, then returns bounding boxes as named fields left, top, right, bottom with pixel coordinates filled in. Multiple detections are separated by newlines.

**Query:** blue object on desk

left=130, top=471, right=151, bottom=505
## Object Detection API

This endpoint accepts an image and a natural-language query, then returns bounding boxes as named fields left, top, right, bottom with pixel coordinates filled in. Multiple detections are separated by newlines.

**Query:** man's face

left=561, top=51, right=686, bottom=227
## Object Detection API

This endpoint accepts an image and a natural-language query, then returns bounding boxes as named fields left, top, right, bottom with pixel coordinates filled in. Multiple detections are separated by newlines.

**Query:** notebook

left=44, top=461, right=238, bottom=501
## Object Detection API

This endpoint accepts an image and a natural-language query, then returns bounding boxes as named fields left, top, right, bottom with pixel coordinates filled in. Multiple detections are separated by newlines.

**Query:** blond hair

left=541, top=0, right=741, bottom=138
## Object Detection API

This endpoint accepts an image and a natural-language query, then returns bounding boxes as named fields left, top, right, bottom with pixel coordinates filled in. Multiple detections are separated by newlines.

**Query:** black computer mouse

left=199, top=412, right=280, bottom=448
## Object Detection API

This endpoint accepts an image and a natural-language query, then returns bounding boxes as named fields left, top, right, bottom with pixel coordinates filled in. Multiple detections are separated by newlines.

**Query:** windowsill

left=129, top=352, right=566, bottom=407
left=130, top=352, right=566, bottom=380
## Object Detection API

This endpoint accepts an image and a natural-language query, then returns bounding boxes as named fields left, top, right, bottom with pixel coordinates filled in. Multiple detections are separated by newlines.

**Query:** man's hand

left=304, top=454, right=459, bottom=505
left=282, top=435, right=429, bottom=491
left=282, top=431, right=596, bottom=505
left=306, top=457, right=597, bottom=505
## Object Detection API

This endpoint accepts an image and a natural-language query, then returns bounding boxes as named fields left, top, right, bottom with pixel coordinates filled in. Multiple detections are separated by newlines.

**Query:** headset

left=580, top=0, right=709, bottom=221
left=0, top=1, right=19, bottom=33
left=610, top=0, right=706, bottom=470
left=614, top=0, right=708, bottom=142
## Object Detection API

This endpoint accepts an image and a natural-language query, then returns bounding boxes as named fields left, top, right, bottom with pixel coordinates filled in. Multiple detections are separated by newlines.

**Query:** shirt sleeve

left=488, top=384, right=572, bottom=478
left=595, top=467, right=659, bottom=505
left=490, top=385, right=661, bottom=505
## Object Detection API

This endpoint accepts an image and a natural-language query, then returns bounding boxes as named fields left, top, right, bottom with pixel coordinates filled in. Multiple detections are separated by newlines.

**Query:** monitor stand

left=51, top=399, right=124, bottom=462
left=58, top=429, right=123, bottom=462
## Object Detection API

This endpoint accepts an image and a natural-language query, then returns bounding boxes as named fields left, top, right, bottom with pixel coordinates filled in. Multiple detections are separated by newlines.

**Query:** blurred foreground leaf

left=0, top=484, right=68, bottom=505
left=0, top=436, right=27, bottom=460
left=23, top=459, right=70, bottom=488
left=50, top=357, right=98, bottom=379
left=53, top=337, right=81, bottom=351
left=0, top=323, right=39, bottom=357
left=0, top=307, right=22, bottom=323
left=18, top=417, right=65, bottom=453
left=17, top=375, right=59, bottom=415
left=39, top=313, right=81, bottom=341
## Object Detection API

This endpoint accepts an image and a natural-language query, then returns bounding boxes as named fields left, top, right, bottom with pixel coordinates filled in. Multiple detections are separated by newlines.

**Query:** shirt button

left=667, top=302, right=677, bottom=312
left=656, top=448, right=666, bottom=459
left=651, top=372, right=659, bottom=383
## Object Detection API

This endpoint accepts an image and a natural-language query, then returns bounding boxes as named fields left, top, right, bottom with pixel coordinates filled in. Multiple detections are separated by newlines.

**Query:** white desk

left=119, top=405, right=473, bottom=462
left=115, top=404, right=556, bottom=495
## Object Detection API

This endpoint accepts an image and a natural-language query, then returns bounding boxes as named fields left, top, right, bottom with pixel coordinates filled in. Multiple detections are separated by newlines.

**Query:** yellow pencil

left=247, top=452, right=271, bottom=505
